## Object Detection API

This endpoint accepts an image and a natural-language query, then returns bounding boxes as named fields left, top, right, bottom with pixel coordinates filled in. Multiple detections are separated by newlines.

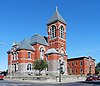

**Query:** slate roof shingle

left=30, top=34, right=49, bottom=46
left=12, top=34, right=49, bottom=51
left=47, top=9, right=66, bottom=25
left=17, top=38, right=35, bottom=51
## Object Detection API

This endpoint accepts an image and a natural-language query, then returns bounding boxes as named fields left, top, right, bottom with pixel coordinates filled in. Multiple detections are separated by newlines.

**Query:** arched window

left=60, top=25, right=64, bottom=39
left=27, top=64, right=32, bottom=71
left=40, top=47, right=44, bottom=59
left=13, top=52, right=18, bottom=60
left=13, top=53, right=16, bottom=60
left=50, top=25, right=56, bottom=39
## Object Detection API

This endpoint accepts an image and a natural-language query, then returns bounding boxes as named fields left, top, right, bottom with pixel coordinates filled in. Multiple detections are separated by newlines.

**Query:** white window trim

left=39, top=45, right=45, bottom=51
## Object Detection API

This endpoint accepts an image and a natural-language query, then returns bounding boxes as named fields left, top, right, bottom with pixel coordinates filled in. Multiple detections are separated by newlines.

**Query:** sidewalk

left=4, top=78, right=85, bottom=84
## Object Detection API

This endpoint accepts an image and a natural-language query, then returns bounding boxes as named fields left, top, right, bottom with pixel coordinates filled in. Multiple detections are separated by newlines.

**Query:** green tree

left=33, top=59, right=48, bottom=75
left=95, top=62, right=100, bottom=75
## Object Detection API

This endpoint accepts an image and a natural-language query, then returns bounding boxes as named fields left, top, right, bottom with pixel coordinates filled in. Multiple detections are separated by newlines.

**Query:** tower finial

left=56, top=6, right=58, bottom=11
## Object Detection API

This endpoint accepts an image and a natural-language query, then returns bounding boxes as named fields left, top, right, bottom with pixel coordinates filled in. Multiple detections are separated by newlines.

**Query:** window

left=68, top=63, right=70, bottom=67
left=60, top=25, right=64, bottom=39
left=40, top=47, right=44, bottom=59
left=72, top=62, right=74, bottom=66
left=50, top=25, right=56, bottom=39
left=13, top=52, right=18, bottom=60
left=16, top=52, right=18, bottom=60
left=76, top=69, right=77, bottom=73
left=12, top=53, right=14, bottom=60
left=72, top=69, right=74, bottom=74
left=16, top=63, right=18, bottom=71
left=76, top=69, right=77, bottom=74
left=27, top=64, right=32, bottom=70
left=13, top=53, right=16, bottom=60
left=14, top=64, right=16, bottom=72
left=80, top=61, right=83, bottom=66
left=80, top=68, right=83, bottom=73
left=28, top=52, right=31, bottom=59
left=75, top=62, right=77, bottom=66
left=50, top=28, right=52, bottom=39
left=68, top=68, right=70, bottom=74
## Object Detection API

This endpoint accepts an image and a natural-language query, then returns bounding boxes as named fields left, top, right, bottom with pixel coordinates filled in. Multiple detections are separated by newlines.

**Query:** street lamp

left=0, top=42, right=12, bottom=79
left=59, top=60, right=65, bottom=82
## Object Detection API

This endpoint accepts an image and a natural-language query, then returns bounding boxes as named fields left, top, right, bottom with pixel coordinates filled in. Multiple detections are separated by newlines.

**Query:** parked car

left=97, top=76, right=100, bottom=80
left=86, top=76, right=98, bottom=81
left=0, top=74, right=4, bottom=80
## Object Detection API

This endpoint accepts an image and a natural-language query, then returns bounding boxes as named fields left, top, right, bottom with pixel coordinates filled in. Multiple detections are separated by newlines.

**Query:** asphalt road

left=0, top=80, right=100, bottom=86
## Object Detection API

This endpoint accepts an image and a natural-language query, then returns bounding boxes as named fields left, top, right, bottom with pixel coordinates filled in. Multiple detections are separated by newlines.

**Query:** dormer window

left=50, top=25, right=56, bottom=39
left=60, top=25, right=64, bottom=39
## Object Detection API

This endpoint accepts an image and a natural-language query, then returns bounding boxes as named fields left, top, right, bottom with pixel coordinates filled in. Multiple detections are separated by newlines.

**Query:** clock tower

left=47, top=8, right=67, bottom=55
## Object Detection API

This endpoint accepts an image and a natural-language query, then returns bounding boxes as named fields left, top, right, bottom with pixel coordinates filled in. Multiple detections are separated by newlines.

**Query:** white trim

left=50, top=24, right=57, bottom=29
left=39, top=45, right=46, bottom=59
left=50, top=25, right=56, bottom=39
left=39, top=45, right=46, bottom=51
left=58, top=47, right=66, bottom=54
left=58, top=24, right=65, bottom=31
left=59, top=25, right=64, bottom=39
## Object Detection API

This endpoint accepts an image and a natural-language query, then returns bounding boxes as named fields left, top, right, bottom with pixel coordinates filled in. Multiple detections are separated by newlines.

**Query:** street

left=0, top=80, right=100, bottom=86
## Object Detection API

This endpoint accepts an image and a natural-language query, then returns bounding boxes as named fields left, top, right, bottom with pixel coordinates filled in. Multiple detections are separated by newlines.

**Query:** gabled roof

left=47, top=9, right=66, bottom=25
left=17, top=38, right=35, bottom=51
left=45, top=48, right=58, bottom=55
left=30, top=34, right=49, bottom=46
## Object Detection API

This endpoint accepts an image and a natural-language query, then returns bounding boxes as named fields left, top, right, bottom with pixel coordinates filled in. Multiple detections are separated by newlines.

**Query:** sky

left=0, top=0, right=100, bottom=71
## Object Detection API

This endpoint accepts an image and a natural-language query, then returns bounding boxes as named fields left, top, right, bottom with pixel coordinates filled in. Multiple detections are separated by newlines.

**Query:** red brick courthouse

left=7, top=8, right=68, bottom=76
left=7, top=8, right=95, bottom=77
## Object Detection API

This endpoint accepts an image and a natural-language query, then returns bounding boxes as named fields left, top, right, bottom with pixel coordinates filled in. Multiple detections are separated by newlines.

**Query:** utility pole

left=59, top=60, right=61, bottom=82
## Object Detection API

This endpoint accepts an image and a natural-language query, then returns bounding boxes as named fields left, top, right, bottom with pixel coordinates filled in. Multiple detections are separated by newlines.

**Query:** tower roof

left=47, top=8, right=66, bottom=25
